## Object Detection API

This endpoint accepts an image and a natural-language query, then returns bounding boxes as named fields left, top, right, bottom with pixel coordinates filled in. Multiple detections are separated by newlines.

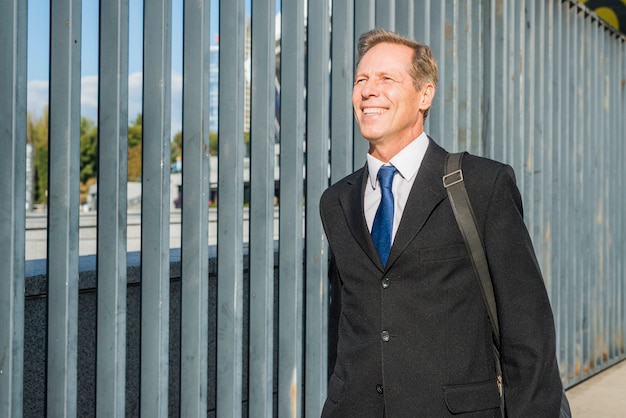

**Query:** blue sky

left=27, top=0, right=224, bottom=136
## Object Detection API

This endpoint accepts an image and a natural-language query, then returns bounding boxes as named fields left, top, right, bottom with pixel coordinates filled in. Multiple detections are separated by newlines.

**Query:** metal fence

left=1, top=0, right=625, bottom=417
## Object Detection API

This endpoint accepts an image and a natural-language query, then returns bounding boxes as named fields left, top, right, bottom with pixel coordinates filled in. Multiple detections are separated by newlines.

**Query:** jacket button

left=376, top=384, right=384, bottom=394
left=381, top=330, right=390, bottom=342
left=381, top=277, right=390, bottom=288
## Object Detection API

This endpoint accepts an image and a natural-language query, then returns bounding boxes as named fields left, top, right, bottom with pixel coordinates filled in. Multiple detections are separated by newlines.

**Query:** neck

left=368, top=130, right=423, bottom=163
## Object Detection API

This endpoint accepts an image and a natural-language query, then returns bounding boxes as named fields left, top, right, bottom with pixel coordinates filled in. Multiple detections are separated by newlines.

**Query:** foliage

left=243, top=131, right=250, bottom=156
left=27, top=109, right=145, bottom=203
left=170, top=130, right=225, bottom=161
left=171, top=131, right=182, bottom=164
left=78, top=118, right=98, bottom=203
left=80, top=118, right=98, bottom=184
left=128, top=142, right=143, bottom=181
left=27, top=109, right=49, bottom=204
left=210, top=131, right=218, bottom=155
left=128, top=113, right=142, bottom=147
left=26, top=108, right=250, bottom=207
left=127, top=114, right=143, bottom=181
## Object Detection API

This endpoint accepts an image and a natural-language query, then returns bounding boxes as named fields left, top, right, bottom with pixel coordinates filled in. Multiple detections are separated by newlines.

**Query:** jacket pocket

left=443, top=379, right=501, bottom=414
left=326, top=374, right=346, bottom=404
left=419, top=243, right=467, bottom=262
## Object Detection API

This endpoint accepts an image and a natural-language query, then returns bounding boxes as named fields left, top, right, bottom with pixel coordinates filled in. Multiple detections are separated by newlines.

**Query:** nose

left=360, top=79, right=379, bottom=98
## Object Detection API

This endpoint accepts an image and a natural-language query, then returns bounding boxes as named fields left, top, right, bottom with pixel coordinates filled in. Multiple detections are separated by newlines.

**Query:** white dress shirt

left=364, top=132, right=429, bottom=241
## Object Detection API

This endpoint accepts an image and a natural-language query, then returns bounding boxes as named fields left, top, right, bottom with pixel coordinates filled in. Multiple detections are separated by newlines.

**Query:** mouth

left=362, top=107, right=387, bottom=115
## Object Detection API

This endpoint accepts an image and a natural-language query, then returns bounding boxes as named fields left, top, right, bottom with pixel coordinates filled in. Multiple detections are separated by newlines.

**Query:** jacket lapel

left=386, top=139, right=448, bottom=268
left=336, top=139, right=449, bottom=271
left=338, top=165, right=384, bottom=268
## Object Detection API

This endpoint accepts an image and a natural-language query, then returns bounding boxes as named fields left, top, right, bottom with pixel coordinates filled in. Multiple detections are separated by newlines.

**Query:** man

left=319, top=28, right=563, bottom=417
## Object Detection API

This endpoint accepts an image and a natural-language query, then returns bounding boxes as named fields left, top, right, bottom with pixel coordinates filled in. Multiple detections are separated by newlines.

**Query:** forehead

left=356, top=42, right=414, bottom=74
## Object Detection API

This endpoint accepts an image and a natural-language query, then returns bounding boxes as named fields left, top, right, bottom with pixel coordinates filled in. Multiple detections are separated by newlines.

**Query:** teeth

left=363, top=108, right=386, bottom=115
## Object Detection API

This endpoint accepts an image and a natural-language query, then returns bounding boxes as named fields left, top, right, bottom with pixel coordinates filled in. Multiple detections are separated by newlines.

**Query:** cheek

left=351, top=89, right=360, bottom=107
left=351, top=93, right=362, bottom=119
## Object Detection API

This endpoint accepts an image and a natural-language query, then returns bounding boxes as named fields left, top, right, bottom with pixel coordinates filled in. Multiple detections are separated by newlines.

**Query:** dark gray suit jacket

left=319, top=139, right=562, bottom=417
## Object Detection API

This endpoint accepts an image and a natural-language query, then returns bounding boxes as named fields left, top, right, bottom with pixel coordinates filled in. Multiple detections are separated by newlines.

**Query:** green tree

left=243, top=131, right=250, bottom=156
left=128, top=114, right=143, bottom=181
left=171, top=131, right=182, bottom=165
left=128, top=113, right=142, bottom=147
left=27, top=109, right=49, bottom=204
left=80, top=117, right=98, bottom=184
left=79, top=117, right=98, bottom=203
left=210, top=131, right=218, bottom=155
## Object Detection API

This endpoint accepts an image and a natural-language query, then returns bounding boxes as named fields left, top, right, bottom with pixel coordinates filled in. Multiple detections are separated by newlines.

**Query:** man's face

left=352, top=42, right=425, bottom=147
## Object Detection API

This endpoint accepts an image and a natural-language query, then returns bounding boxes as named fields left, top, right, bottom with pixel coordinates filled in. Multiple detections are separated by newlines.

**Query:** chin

left=362, top=133, right=384, bottom=142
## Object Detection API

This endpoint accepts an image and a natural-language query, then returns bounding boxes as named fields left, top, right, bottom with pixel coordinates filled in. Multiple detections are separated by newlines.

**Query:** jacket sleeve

left=481, top=165, right=563, bottom=417
left=320, top=190, right=342, bottom=379
left=327, top=251, right=341, bottom=379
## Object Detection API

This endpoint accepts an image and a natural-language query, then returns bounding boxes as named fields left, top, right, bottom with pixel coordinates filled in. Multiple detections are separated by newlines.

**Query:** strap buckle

left=443, top=169, right=464, bottom=188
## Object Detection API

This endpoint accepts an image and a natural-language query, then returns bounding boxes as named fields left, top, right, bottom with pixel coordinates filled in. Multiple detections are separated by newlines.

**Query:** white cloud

left=26, top=72, right=183, bottom=139
left=27, top=80, right=49, bottom=118
left=128, top=72, right=143, bottom=124
left=171, top=73, right=182, bottom=136
left=81, top=75, right=99, bottom=122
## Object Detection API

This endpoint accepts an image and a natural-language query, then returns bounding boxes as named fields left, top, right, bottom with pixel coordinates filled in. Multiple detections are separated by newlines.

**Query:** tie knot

left=377, top=166, right=396, bottom=190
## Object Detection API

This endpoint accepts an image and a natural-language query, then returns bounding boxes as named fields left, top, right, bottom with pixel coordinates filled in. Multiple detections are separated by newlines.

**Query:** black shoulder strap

left=443, top=153, right=575, bottom=417
left=443, top=152, right=500, bottom=343
left=444, top=152, right=506, bottom=414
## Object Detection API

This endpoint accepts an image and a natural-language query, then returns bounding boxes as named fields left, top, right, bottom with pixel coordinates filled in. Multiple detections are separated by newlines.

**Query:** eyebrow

left=355, top=69, right=402, bottom=79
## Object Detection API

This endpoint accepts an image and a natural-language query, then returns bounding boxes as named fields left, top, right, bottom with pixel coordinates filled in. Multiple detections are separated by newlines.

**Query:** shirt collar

left=367, top=132, right=430, bottom=189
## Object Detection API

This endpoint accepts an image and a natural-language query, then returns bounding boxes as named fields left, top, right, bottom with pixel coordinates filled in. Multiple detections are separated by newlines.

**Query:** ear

left=418, top=83, right=435, bottom=111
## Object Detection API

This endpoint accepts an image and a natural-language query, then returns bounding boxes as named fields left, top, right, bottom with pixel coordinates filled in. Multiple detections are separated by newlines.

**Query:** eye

left=355, top=78, right=366, bottom=85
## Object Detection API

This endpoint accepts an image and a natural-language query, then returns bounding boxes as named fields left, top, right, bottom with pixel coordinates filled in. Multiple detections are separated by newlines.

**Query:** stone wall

left=23, top=247, right=280, bottom=417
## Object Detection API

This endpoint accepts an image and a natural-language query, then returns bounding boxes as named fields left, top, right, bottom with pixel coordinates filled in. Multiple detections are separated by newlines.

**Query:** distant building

left=209, top=45, right=219, bottom=134
left=87, top=182, right=143, bottom=212
left=26, top=143, right=33, bottom=211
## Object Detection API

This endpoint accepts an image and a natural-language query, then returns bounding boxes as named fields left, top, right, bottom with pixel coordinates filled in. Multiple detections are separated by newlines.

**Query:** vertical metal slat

left=46, top=0, right=82, bottom=415
left=425, top=1, right=448, bottom=146
left=180, top=0, right=211, bottom=415
left=330, top=0, right=354, bottom=182
left=96, top=0, right=129, bottom=416
left=468, top=0, right=483, bottom=154
left=0, top=0, right=27, bottom=415
left=375, top=0, right=395, bottom=29
left=216, top=0, right=245, bottom=415
left=352, top=0, right=375, bottom=167
left=248, top=0, right=276, bottom=416
left=305, top=0, right=330, bottom=415
left=140, top=0, right=172, bottom=416
left=278, top=0, right=306, bottom=415
left=394, top=0, right=414, bottom=38
left=552, top=0, right=570, bottom=379
left=456, top=0, right=471, bottom=152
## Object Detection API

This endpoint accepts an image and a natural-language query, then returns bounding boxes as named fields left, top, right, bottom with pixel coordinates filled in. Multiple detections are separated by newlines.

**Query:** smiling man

left=319, top=28, right=564, bottom=417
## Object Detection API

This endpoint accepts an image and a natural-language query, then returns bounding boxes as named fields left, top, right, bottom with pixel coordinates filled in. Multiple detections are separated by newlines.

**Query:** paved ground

left=565, top=359, right=626, bottom=417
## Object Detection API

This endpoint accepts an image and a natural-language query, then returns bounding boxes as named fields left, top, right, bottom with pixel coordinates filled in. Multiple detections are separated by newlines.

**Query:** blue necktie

left=371, top=166, right=397, bottom=267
